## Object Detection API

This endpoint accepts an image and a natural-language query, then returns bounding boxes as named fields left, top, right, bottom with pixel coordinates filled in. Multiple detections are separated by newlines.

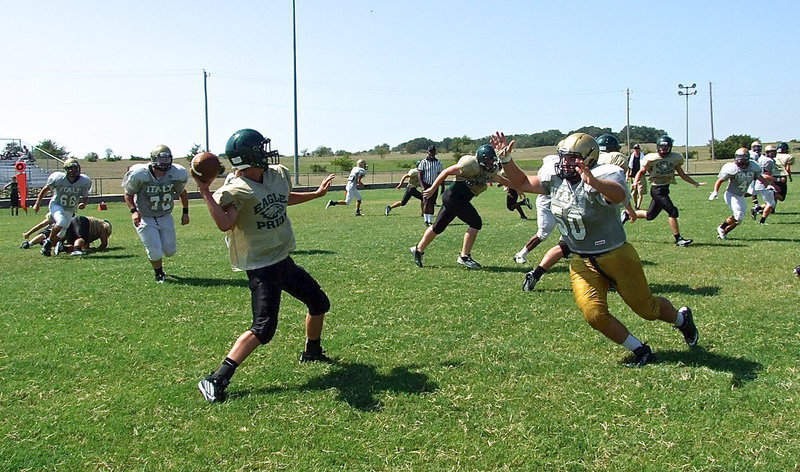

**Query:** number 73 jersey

left=540, top=162, right=629, bottom=255
left=122, top=163, right=188, bottom=218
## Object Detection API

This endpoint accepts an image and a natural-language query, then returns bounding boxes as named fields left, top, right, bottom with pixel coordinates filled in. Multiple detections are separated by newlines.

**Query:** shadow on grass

left=745, top=236, right=800, bottom=242
left=292, top=249, right=336, bottom=255
left=237, top=362, right=438, bottom=412
left=83, top=254, right=137, bottom=260
left=653, top=347, right=762, bottom=388
left=649, top=283, right=720, bottom=296
left=168, top=275, right=248, bottom=287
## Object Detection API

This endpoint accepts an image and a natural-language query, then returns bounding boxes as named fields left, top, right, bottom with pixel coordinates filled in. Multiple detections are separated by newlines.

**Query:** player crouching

left=195, top=129, right=336, bottom=403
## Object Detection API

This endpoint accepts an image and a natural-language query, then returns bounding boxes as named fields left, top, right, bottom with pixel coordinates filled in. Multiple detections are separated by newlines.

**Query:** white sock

left=621, top=334, right=643, bottom=351
left=674, top=311, right=684, bottom=327
left=517, top=247, right=529, bottom=256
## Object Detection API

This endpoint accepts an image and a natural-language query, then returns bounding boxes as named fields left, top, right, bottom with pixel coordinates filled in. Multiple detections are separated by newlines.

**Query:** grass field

left=2, top=178, right=800, bottom=471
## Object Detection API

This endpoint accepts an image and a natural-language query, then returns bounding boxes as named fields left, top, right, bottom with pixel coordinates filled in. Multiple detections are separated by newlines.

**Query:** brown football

left=190, top=152, right=221, bottom=183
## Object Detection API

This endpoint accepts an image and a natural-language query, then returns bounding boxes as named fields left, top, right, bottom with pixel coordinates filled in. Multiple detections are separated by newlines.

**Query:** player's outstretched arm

left=423, top=165, right=458, bottom=198
left=289, top=173, right=335, bottom=205
left=179, top=189, right=190, bottom=225
left=676, top=166, right=705, bottom=187
left=32, top=185, right=50, bottom=213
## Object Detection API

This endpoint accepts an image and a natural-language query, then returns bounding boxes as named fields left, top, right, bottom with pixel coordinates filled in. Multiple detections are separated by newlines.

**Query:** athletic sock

left=720, top=222, right=729, bottom=230
left=305, top=338, right=321, bottom=352
left=674, top=234, right=682, bottom=242
left=621, top=334, right=644, bottom=351
left=154, top=267, right=165, bottom=277
left=760, top=217, right=766, bottom=224
left=214, top=357, right=239, bottom=381
left=532, top=265, right=547, bottom=280
left=517, top=248, right=530, bottom=257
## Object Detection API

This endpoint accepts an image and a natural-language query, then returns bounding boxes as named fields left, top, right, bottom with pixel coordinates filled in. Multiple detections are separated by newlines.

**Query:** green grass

left=2, top=179, right=800, bottom=471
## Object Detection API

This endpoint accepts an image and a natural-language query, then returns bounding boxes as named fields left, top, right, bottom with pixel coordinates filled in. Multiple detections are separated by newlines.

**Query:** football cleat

left=198, top=374, right=229, bottom=403
left=716, top=226, right=726, bottom=240
left=410, top=246, right=423, bottom=268
left=514, top=252, right=527, bottom=264
left=675, top=238, right=693, bottom=247
left=522, top=271, right=539, bottom=291
left=41, top=239, right=52, bottom=257
left=385, top=205, right=391, bottom=216
left=54, top=241, right=64, bottom=256
left=299, top=346, right=333, bottom=363
left=19, top=241, right=30, bottom=249
left=523, top=197, right=533, bottom=210
left=355, top=210, right=362, bottom=217
left=457, top=255, right=481, bottom=269
left=620, top=210, right=630, bottom=224
left=794, top=265, right=800, bottom=278
left=325, top=200, right=334, bottom=209
left=70, top=250, right=84, bottom=256
left=626, top=344, right=656, bottom=368
left=155, top=272, right=166, bottom=283
left=675, top=306, right=698, bottom=347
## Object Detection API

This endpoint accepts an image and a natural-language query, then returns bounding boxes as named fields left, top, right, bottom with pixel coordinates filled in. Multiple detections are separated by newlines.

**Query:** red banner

left=16, top=171, right=28, bottom=211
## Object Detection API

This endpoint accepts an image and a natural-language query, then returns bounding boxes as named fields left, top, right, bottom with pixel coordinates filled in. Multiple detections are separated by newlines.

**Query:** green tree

left=186, top=144, right=202, bottom=159
left=335, top=149, right=350, bottom=156
left=34, top=139, right=70, bottom=160
left=618, top=125, right=669, bottom=145
left=569, top=126, right=613, bottom=138
left=395, top=137, right=435, bottom=154
left=129, top=155, right=147, bottom=161
left=84, top=152, right=98, bottom=162
left=709, top=134, right=758, bottom=161
left=312, top=146, right=333, bottom=157
left=330, top=156, right=354, bottom=171
left=104, top=148, right=121, bottom=161
left=448, top=136, right=477, bottom=159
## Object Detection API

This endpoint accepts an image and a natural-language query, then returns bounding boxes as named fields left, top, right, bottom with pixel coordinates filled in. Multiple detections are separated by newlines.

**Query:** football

left=190, top=152, right=221, bottom=183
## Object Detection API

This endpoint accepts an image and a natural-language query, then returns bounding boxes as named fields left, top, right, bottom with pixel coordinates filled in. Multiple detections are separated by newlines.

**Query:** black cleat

left=41, top=239, right=52, bottom=257
left=155, top=272, right=166, bottom=284
left=522, top=271, right=539, bottom=291
left=198, top=374, right=229, bottom=403
left=457, top=255, right=481, bottom=269
left=675, top=237, right=693, bottom=247
left=675, top=306, right=698, bottom=347
left=19, top=241, right=31, bottom=249
left=299, top=346, right=333, bottom=363
left=626, top=344, right=656, bottom=367
left=410, top=246, right=424, bottom=268
left=385, top=205, right=391, bottom=216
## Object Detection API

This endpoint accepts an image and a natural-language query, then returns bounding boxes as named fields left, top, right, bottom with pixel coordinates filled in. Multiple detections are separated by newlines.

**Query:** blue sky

left=2, top=0, right=798, bottom=159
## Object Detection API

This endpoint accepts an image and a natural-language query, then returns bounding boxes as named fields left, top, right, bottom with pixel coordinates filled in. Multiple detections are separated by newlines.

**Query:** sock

left=214, top=357, right=239, bottom=380
left=674, top=311, right=684, bottom=327
left=517, top=247, right=530, bottom=257
left=532, top=265, right=547, bottom=280
left=674, top=234, right=682, bottom=242
left=330, top=201, right=337, bottom=206
left=760, top=217, right=766, bottom=224
left=720, top=222, right=729, bottom=230
left=305, top=338, right=321, bottom=352
left=621, top=334, right=644, bottom=351
left=154, top=267, right=165, bottom=276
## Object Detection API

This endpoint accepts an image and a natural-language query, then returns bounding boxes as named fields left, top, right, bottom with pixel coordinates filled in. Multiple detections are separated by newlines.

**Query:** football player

left=123, top=145, right=189, bottom=283
left=748, top=140, right=763, bottom=210
left=630, top=135, right=705, bottom=247
left=495, top=131, right=698, bottom=367
left=326, top=159, right=367, bottom=216
left=750, top=144, right=778, bottom=224
left=194, top=128, right=336, bottom=403
left=596, top=135, right=638, bottom=226
left=32, top=158, right=92, bottom=257
left=64, top=216, right=112, bottom=255
left=773, top=142, right=794, bottom=202
left=708, top=148, right=772, bottom=239
left=409, top=143, right=510, bottom=269
left=627, top=144, right=646, bottom=209
left=385, top=167, right=424, bottom=216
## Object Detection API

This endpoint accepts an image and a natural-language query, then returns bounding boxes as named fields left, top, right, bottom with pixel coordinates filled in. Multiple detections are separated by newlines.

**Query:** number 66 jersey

left=122, top=163, right=188, bottom=218
left=540, top=162, right=629, bottom=255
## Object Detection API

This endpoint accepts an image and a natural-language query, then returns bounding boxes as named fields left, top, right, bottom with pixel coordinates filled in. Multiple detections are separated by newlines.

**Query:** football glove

left=708, top=191, right=718, bottom=200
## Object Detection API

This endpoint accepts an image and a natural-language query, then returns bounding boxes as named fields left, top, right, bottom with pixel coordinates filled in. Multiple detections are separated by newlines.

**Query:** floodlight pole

left=292, top=0, right=300, bottom=185
left=203, top=69, right=210, bottom=152
left=678, top=83, right=697, bottom=170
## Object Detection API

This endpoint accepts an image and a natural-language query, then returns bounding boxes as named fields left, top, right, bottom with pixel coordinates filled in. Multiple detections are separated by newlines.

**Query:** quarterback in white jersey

left=496, top=131, right=698, bottom=368
left=325, top=159, right=367, bottom=216
left=708, top=148, right=771, bottom=239
left=123, top=145, right=189, bottom=283
left=33, top=158, right=92, bottom=257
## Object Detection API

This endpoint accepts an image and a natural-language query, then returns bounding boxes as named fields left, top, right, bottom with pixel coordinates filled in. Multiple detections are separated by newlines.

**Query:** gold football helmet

left=357, top=159, right=368, bottom=169
left=557, top=133, right=599, bottom=181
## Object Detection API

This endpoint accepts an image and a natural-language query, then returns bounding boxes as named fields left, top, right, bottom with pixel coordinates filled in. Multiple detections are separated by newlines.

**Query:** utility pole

left=709, top=81, right=716, bottom=160
left=678, top=83, right=697, bottom=170
left=292, top=0, right=300, bottom=185
left=203, top=69, right=210, bottom=152
left=626, top=88, right=631, bottom=154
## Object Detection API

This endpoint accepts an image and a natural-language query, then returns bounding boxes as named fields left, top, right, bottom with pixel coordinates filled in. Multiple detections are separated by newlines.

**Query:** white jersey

left=122, top=163, right=188, bottom=218
left=47, top=172, right=92, bottom=212
left=347, top=166, right=366, bottom=184
left=753, top=156, right=774, bottom=191
left=718, top=162, right=761, bottom=197
left=535, top=154, right=560, bottom=209
left=539, top=162, right=629, bottom=255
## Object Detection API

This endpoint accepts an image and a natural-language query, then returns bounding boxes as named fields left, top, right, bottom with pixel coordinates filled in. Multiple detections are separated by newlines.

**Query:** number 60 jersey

left=539, top=162, right=630, bottom=255
left=122, top=163, right=188, bottom=218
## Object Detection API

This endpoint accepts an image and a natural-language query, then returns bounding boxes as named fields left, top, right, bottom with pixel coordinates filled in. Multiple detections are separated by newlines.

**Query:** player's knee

left=632, top=296, right=661, bottom=321
left=645, top=211, right=657, bottom=221
left=558, top=241, right=572, bottom=257
left=56, top=227, right=68, bottom=239
left=583, top=309, right=612, bottom=332
left=249, top=324, right=277, bottom=344
left=308, top=291, right=330, bottom=316
left=667, top=207, right=679, bottom=218
left=162, top=246, right=177, bottom=257
left=146, top=247, right=164, bottom=261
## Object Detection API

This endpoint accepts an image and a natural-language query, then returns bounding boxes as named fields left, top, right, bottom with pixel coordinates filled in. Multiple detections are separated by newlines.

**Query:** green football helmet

left=596, top=134, right=621, bottom=152
left=63, top=158, right=81, bottom=180
left=225, top=129, right=279, bottom=170
left=150, top=145, right=173, bottom=171
left=475, top=144, right=498, bottom=172
left=656, top=135, right=674, bottom=156
left=777, top=142, right=789, bottom=153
